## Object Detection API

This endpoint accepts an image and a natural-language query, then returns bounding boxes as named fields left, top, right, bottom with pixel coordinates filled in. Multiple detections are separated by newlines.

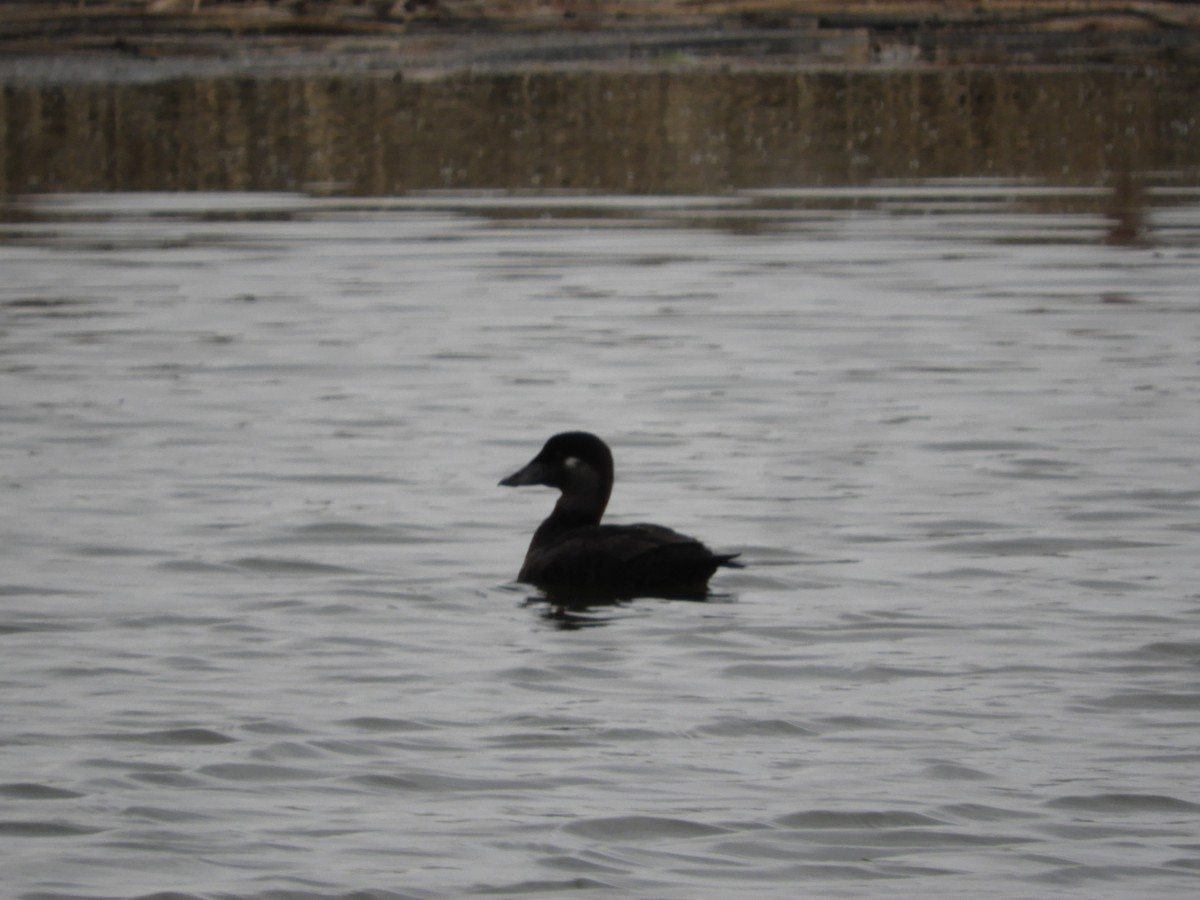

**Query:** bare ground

left=1, top=0, right=1197, bottom=80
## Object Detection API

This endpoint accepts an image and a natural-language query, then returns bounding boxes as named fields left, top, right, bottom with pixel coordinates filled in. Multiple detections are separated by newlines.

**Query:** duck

left=499, top=431, right=741, bottom=599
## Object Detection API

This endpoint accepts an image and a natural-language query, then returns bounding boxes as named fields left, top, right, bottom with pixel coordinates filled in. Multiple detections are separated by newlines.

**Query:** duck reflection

left=521, top=585, right=728, bottom=630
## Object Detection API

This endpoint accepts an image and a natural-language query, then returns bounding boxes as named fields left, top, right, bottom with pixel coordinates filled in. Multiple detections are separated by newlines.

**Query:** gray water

left=2, top=187, right=1199, bottom=898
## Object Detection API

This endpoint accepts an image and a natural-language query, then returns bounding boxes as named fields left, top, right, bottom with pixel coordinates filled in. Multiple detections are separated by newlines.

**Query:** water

left=2, top=187, right=1200, bottom=898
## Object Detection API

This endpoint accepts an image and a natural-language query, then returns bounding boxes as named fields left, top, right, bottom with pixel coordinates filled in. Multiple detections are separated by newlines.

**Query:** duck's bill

left=499, top=458, right=550, bottom=488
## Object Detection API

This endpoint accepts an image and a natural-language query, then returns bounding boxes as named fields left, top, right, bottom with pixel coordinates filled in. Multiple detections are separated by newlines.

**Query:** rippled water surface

left=2, top=188, right=1200, bottom=898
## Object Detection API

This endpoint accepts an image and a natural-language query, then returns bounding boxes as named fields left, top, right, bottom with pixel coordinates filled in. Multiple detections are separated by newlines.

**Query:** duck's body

left=499, top=432, right=740, bottom=598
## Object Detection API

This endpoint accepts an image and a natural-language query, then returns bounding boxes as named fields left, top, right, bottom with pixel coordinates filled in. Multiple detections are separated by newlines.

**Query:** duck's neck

left=528, top=490, right=609, bottom=553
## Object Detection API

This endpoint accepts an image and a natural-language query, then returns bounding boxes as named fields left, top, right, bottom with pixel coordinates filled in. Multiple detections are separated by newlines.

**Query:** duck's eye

left=564, top=456, right=582, bottom=470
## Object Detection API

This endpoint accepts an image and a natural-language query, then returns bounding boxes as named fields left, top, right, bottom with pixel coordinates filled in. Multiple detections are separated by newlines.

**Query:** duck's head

left=499, top=431, right=614, bottom=520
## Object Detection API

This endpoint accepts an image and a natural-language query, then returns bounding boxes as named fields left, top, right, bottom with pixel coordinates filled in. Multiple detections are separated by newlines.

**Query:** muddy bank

left=1, top=1, right=1198, bottom=83
left=5, top=64, right=1197, bottom=195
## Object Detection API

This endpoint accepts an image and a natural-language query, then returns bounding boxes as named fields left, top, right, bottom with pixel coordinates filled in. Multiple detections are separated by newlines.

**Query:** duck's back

left=519, top=522, right=739, bottom=597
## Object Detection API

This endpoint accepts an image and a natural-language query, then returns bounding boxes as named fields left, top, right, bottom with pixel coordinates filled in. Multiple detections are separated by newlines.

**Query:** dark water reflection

left=3, top=64, right=1198, bottom=195
left=523, top=584, right=731, bottom=630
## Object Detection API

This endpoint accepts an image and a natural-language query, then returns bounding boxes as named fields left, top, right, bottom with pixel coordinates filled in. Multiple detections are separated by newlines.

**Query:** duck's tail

left=715, top=553, right=743, bottom=569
